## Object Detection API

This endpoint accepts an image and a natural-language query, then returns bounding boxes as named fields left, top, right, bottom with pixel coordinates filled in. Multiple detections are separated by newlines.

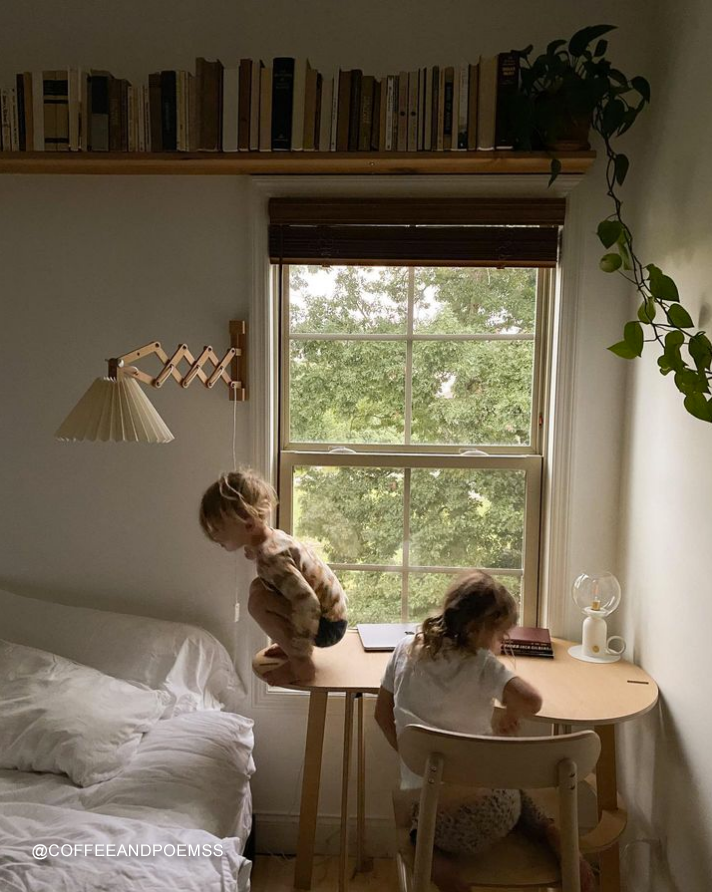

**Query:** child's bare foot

left=263, top=643, right=288, bottom=659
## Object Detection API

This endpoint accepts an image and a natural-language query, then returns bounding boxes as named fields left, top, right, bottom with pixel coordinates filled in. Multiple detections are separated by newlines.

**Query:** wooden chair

left=394, top=724, right=623, bottom=892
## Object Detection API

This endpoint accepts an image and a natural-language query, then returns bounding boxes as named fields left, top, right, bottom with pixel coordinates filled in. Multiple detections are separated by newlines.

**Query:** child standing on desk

left=200, top=469, right=348, bottom=687
left=374, top=570, right=594, bottom=892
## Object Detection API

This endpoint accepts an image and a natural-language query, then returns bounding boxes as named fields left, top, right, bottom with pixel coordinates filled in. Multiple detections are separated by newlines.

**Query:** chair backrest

left=399, top=724, right=601, bottom=789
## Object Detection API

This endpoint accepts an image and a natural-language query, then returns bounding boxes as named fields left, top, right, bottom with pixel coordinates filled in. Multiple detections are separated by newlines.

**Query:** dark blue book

left=160, top=70, right=177, bottom=152
left=271, top=57, right=294, bottom=151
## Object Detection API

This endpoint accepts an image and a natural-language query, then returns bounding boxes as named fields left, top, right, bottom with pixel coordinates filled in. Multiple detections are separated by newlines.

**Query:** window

left=271, top=198, right=563, bottom=627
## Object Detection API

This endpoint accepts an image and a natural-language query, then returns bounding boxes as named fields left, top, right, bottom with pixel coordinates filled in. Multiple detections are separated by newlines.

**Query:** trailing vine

left=514, top=24, right=712, bottom=423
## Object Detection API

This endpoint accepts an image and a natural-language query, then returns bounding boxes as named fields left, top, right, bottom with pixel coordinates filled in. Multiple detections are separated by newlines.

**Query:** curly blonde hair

left=413, top=570, right=518, bottom=660
left=199, top=468, right=277, bottom=540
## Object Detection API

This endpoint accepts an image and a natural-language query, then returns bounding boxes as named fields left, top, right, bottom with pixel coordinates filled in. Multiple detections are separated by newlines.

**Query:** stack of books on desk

left=501, top=626, right=554, bottom=658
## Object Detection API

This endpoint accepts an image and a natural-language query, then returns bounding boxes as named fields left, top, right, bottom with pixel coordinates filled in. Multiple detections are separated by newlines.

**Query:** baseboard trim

left=254, top=813, right=396, bottom=858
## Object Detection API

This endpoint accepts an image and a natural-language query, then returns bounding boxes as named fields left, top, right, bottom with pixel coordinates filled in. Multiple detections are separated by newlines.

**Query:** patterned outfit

left=249, top=530, right=348, bottom=657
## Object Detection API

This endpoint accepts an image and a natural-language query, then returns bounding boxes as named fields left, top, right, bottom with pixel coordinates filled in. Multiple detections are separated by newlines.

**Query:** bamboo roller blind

left=268, top=197, right=565, bottom=267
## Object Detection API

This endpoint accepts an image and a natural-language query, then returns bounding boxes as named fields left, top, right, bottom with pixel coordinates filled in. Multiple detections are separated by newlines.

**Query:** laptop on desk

left=356, top=622, right=419, bottom=652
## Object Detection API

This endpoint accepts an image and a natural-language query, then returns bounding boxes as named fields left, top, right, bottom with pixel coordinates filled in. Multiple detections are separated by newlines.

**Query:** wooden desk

left=253, top=630, right=658, bottom=892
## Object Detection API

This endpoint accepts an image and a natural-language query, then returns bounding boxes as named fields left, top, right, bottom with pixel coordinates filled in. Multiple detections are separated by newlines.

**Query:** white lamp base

left=568, top=644, right=622, bottom=664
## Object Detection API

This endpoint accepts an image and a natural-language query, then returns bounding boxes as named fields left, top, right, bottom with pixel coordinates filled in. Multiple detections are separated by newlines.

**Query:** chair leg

left=558, top=757, right=581, bottom=892
left=412, top=754, right=443, bottom=892
left=339, top=692, right=355, bottom=892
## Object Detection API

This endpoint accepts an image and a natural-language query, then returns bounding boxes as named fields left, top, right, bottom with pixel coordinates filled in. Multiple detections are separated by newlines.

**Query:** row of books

left=500, top=626, right=554, bottom=659
left=0, top=54, right=520, bottom=154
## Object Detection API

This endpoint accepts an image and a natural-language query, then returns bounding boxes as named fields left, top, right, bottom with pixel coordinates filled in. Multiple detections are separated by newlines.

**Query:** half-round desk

left=253, top=630, right=658, bottom=892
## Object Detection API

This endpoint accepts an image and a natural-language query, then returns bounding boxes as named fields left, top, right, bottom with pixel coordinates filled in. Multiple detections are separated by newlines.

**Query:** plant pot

left=546, top=114, right=592, bottom=151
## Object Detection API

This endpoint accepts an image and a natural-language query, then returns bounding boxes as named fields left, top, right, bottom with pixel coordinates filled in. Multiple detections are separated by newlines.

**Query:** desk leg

left=295, top=691, right=328, bottom=891
left=355, top=693, right=374, bottom=874
left=339, top=693, right=356, bottom=892
left=595, top=724, right=621, bottom=892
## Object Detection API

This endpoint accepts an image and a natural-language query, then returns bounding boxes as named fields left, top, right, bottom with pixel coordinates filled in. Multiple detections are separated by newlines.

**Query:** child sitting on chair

left=374, top=570, right=594, bottom=892
left=200, top=469, right=348, bottom=687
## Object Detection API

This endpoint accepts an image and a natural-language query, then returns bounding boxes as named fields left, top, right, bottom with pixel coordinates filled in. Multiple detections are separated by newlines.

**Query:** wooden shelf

left=0, top=150, right=596, bottom=176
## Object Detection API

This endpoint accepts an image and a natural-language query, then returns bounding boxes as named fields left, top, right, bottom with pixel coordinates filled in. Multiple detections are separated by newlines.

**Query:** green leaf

left=514, top=43, right=534, bottom=57
left=631, top=76, right=651, bottom=103
left=608, top=340, right=638, bottom=360
left=637, top=299, right=656, bottom=324
left=601, top=100, right=626, bottom=137
left=600, top=253, right=622, bottom=273
left=623, top=321, right=644, bottom=356
left=647, top=264, right=680, bottom=302
left=665, top=330, right=685, bottom=349
left=548, top=157, right=562, bottom=187
left=668, top=303, right=694, bottom=328
left=597, top=219, right=623, bottom=248
left=657, top=355, right=674, bottom=375
left=569, top=24, right=616, bottom=57
left=594, top=39, right=608, bottom=57
left=546, top=39, right=568, bottom=55
left=614, top=153, right=630, bottom=185
left=689, top=333, right=712, bottom=370
left=675, top=369, right=702, bottom=394
left=684, top=392, right=712, bottom=422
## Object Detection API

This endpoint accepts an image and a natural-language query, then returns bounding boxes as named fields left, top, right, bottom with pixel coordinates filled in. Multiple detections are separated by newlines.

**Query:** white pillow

left=0, top=588, right=245, bottom=715
left=0, top=640, right=171, bottom=787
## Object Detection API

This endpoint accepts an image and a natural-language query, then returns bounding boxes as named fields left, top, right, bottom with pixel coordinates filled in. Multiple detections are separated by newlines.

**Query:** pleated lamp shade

left=55, top=376, right=175, bottom=443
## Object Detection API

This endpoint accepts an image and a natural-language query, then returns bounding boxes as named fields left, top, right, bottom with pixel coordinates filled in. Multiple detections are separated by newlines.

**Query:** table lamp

left=568, top=571, right=626, bottom=663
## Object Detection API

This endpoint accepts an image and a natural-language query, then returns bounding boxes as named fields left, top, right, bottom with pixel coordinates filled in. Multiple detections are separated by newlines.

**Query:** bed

left=0, top=587, right=254, bottom=892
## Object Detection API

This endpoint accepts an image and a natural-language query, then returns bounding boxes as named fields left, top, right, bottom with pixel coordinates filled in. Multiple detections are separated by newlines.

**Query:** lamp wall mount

left=108, top=320, right=247, bottom=401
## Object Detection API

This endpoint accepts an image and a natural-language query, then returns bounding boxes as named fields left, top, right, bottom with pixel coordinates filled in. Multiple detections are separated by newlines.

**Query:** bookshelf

left=0, top=150, right=595, bottom=176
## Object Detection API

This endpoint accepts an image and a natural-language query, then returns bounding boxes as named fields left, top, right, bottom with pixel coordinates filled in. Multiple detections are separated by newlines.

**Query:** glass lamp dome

left=572, top=571, right=621, bottom=617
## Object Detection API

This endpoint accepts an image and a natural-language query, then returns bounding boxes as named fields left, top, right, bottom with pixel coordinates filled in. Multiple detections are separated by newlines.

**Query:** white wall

left=617, top=1, right=712, bottom=888
left=0, top=0, right=655, bottom=856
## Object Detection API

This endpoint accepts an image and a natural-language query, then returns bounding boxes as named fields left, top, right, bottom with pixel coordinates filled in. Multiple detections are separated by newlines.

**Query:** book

left=495, top=51, right=520, bottom=149
left=196, top=57, right=223, bottom=151
left=418, top=67, right=427, bottom=150
left=31, top=71, right=44, bottom=151
left=68, top=68, right=80, bottom=151
left=424, top=66, right=434, bottom=151
left=21, top=73, right=34, bottom=152
left=176, top=72, right=187, bottom=151
left=371, top=78, right=382, bottom=151
left=9, top=87, right=19, bottom=151
left=291, top=59, right=311, bottom=152
left=436, top=67, right=445, bottom=151
left=127, top=84, right=138, bottom=151
left=222, top=66, right=239, bottom=152
left=407, top=70, right=418, bottom=152
left=347, top=69, right=362, bottom=152
left=259, top=66, right=272, bottom=151
left=141, top=84, right=151, bottom=151
left=501, top=626, right=554, bottom=658
left=271, top=57, right=294, bottom=150
left=44, top=70, right=69, bottom=152
left=329, top=71, right=339, bottom=151
left=443, top=66, right=454, bottom=150
left=318, top=75, right=333, bottom=151
left=0, top=89, right=10, bottom=150
left=477, top=54, right=498, bottom=150
left=249, top=60, right=263, bottom=151
left=148, top=72, right=162, bottom=152
left=304, top=64, right=319, bottom=151
left=335, top=69, right=350, bottom=152
left=89, top=70, right=112, bottom=152
left=467, top=62, right=479, bottom=150
left=109, top=77, right=121, bottom=151
left=238, top=58, right=252, bottom=151
left=358, top=74, right=374, bottom=151
left=457, top=64, right=469, bottom=149
left=384, top=74, right=395, bottom=151
left=15, top=74, right=26, bottom=151
left=160, top=70, right=177, bottom=151
left=396, top=70, right=408, bottom=151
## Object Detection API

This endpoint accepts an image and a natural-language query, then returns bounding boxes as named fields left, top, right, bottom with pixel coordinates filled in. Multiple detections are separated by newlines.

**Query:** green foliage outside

left=287, top=265, right=535, bottom=624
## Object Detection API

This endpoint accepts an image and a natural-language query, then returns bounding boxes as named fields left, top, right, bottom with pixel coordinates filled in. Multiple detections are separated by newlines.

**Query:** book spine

left=0, top=89, right=9, bottom=150
left=347, top=68, right=362, bottom=152
left=313, top=72, right=322, bottom=150
left=407, top=70, right=418, bottom=151
left=160, top=70, right=177, bottom=151
left=319, top=75, right=333, bottom=152
left=271, top=57, right=294, bottom=150
left=384, top=75, right=394, bottom=151
left=31, top=71, right=44, bottom=150
left=358, top=74, right=374, bottom=151
left=196, top=57, right=222, bottom=152
left=9, top=87, right=19, bottom=151
left=222, top=67, right=239, bottom=152
left=250, top=60, right=262, bottom=151
left=42, top=71, right=57, bottom=152
left=148, top=72, right=162, bottom=152
left=417, top=67, right=426, bottom=151
left=443, top=66, right=454, bottom=150
left=22, top=73, right=34, bottom=152
left=137, top=84, right=146, bottom=152
left=187, top=72, right=196, bottom=151
left=477, top=55, right=497, bottom=150
left=127, top=85, right=136, bottom=152
left=142, top=84, right=151, bottom=151
left=67, top=68, right=80, bottom=151
left=303, top=64, right=319, bottom=151
left=329, top=72, right=339, bottom=151
left=15, top=74, right=26, bottom=150
left=176, top=71, right=186, bottom=151
left=495, top=51, right=520, bottom=149
left=79, top=71, right=89, bottom=151
left=120, top=78, right=129, bottom=152
left=457, top=65, right=469, bottom=149
left=109, top=77, right=121, bottom=151
left=259, top=66, right=272, bottom=151
left=370, top=78, right=381, bottom=152
left=396, top=70, right=408, bottom=151
left=377, top=78, right=387, bottom=152
left=424, top=67, right=433, bottom=151
left=430, top=65, right=440, bottom=151
left=467, top=63, right=479, bottom=150
left=89, top=72, right=110, bottom=152
left=436, top=67, right=445, bottom=151
left=335, top=69, right=350, bottom=152
left=291, top=59, right=308, bottom=152
left=55, top=70, right=70, bottom=151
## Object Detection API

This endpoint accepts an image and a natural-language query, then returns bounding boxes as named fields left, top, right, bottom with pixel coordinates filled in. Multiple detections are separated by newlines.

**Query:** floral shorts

left=410, top=789, right=550, bottom=856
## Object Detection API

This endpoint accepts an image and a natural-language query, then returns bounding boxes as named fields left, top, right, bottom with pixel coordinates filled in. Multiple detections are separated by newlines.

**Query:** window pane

left=414, top=267, right=537, bottom=334
left=409, top=468, right=526, bottom=569
left=339, top=571, right=402, bottom=624
left=289, top=340, right=406, bottom=443
left=408, top=572, right=522, bottom=624
left=289, top=265, right=408, bottom=334
left=292, top=466, right=404, bottom=565
left=411, top=340, right=534, bottom=446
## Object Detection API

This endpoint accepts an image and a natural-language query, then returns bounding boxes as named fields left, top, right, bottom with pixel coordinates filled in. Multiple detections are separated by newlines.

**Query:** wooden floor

left=251, top=856, right=399, bottom=891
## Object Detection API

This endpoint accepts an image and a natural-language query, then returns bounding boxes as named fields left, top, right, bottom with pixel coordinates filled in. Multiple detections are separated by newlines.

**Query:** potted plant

left=508, top=25, right=712, bottom=423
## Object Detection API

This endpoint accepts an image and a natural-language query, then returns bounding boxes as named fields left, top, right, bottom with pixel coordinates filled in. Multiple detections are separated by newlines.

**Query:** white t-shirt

left=381, top=635, right=516, bottom=789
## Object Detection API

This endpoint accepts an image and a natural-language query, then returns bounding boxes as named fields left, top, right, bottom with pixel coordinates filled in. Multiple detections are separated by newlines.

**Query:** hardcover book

left=271, top=57, right=295, bottom=150
left=196, top=57, right=223, bottom=152
left=495, top=51, right=520, bottom=149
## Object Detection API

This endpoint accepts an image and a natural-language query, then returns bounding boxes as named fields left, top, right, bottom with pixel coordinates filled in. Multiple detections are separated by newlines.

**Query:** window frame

left=276, top=263, right=554, bottom=626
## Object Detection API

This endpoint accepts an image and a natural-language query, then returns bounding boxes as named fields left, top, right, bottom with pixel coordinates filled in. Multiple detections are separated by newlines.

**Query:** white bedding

left=0, top=803, right=251, bottom=892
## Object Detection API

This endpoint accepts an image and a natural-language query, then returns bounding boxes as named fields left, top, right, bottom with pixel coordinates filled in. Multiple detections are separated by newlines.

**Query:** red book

left=502, top=626, right=554, bottom=658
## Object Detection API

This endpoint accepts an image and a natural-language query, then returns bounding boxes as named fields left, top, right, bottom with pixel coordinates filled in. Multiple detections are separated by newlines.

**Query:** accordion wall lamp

left=55, top=321, right=248, bottom=444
